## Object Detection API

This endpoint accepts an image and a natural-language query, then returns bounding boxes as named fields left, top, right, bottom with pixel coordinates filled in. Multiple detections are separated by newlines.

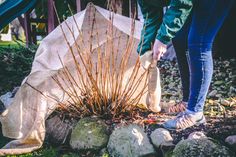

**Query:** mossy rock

left=173, top=138, right=234, bottom=157
left=70, top=117, right=109, bottom=151
left=107, top=124, right=156, bottom=157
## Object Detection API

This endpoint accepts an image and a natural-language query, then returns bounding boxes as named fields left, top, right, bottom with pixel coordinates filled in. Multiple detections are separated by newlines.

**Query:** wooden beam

left=76, top=0, right=81, bottom=12
left=47, top=0, right=56, bottom=33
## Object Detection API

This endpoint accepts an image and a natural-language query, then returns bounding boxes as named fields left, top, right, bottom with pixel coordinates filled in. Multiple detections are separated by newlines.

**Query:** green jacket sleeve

left=156, top=0, right=193, bottom=44
left=137, top=0, right=164, bottom=55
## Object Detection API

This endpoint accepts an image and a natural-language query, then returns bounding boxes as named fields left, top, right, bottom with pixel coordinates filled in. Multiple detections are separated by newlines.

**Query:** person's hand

left=153, top=39, right=167, bottom=61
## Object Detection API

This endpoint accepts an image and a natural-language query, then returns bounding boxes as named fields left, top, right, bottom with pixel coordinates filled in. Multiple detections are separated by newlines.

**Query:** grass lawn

left=0, top=41, right=22, bottom=48
left=0, top=41, right=41, bottom=48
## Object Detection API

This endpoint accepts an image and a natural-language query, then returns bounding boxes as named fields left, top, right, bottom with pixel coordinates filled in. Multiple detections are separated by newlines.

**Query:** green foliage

left=0, top=45, right=37, bottom=95
left=101, top=152, right=110, bottom=157
left=35, top=0, right=77, bottom=20
left=0, top=24, right=9, bottom=34
left=34, top=147, right=57, bottom=157
left=33, top=0, right=77, bottom=34
left=0, top=41, right=20, bottom=48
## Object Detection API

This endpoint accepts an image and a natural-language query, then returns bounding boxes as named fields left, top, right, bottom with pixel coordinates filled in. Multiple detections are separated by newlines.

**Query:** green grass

left=0, top=41, right=21, bottom=48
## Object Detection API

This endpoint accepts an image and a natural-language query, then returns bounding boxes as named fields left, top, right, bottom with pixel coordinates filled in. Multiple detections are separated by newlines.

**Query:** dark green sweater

left=137, top=0, right=193, bottom=55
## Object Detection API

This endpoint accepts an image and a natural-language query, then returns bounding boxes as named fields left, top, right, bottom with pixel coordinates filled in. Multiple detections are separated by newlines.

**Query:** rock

left=188, top=131, right=207, bottom=140
left=208, top=90, right=217, bottom=97
left=107, top=124, right=156, bottom=157
left=229, top=86, right=236, bottom=93
left=45, top=115, right=74, bottom=145
left=214, top=81, right=224, bottom=85
left=70, top=117, right=109, bottom=151
left=168, top=82, right=175, bottom=88
left=173, top=138, right=234, bottom=157
left=0, top=92, right=13, bottom=108
left=225, top=135, right=236, bottom=149
left=150, top=128, right=174, bottom=147
left=0, top=87, right=19, bottom=109
left=221, top=99, right=230, bottom=106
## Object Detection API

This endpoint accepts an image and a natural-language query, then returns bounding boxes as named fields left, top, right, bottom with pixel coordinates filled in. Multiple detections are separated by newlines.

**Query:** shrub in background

left=0, top=45, right=37, bottom=95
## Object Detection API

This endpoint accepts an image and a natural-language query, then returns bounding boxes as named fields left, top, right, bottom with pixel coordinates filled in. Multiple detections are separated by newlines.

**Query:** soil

left=147, top=115, right=236, bottom=144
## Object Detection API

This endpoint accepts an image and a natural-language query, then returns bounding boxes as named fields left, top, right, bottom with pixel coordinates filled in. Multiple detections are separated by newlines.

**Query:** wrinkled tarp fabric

left=0, top=4, right=162, bottom=155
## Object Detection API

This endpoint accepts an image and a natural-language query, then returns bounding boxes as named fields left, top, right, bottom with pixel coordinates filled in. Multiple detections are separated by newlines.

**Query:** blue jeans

left=172, top=0, right=234, bottom=112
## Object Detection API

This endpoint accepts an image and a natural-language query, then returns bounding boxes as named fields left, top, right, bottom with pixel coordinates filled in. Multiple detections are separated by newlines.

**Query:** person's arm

left=137, top=0, right=164, bottom=56
left=153, top=0, right=193, bottom=60
left=156, top=0, right=194, bottom=45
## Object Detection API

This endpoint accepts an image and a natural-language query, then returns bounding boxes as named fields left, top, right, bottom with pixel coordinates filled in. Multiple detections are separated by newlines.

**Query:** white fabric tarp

left=0, top=4, right=165, bottom=155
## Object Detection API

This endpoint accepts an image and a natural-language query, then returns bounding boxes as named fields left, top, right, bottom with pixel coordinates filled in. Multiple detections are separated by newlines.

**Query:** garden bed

left=0, top=53, right=235, bottom=156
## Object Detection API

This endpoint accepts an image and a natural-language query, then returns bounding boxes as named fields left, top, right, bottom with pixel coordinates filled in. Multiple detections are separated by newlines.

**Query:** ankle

left=186, top=109, right=203, bottom=115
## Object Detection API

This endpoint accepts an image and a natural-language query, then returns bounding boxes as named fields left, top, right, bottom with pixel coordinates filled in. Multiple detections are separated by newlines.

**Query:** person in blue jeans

left=138, top=0, right=234, bottom=130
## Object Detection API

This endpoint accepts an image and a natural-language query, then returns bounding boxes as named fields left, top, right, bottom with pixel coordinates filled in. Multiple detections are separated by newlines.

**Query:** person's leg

left=167, top=14, right=192, bottom=113
left=172, top=15, right=191, bottom=103
left=187, top=0, right=234, bottom=112
left=164, top=0, right=234, bottom=130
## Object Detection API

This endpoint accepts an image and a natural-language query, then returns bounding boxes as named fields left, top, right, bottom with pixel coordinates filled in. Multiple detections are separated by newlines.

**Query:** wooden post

left=47, top=0, right=56, bottom=33
left=129, top=0, right=137, bottom=19
left=24, top=11, right=32, bottom=47
left=76, top=0, right=81, bottom=12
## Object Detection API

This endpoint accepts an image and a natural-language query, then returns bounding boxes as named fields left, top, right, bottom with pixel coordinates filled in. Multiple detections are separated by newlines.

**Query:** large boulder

left=107, top=124, right=156, bottom=157
left=45, top=115, right=74, bottom=145
left=173, top=138, right=234, bottom=157
left=70, top=117, right=109, bottom=151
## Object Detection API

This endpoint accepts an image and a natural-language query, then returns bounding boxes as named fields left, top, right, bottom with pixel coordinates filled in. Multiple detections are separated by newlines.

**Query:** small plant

left=26, top=4, right=149, bottom=120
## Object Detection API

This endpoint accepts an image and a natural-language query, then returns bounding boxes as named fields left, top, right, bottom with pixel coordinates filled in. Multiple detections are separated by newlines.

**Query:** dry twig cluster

left=49, top=5, right=149, bottom=119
